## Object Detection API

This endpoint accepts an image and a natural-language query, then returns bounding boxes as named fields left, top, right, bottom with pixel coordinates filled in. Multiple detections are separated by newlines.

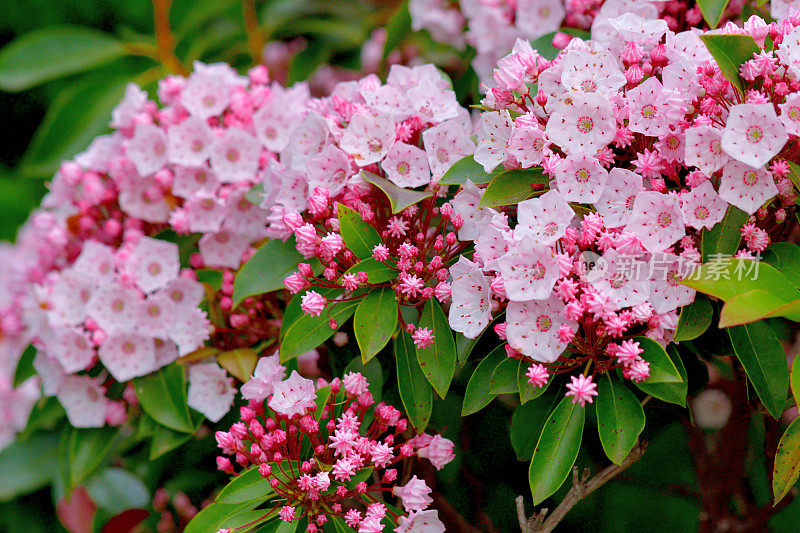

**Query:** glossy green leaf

left=698, top=0, right=732, bottom=28
left=462, top=345, right=506, bottom=415
left=763, top=242, right=800, bottom=287
left=218, top=348, right=258, bottom=382
left=774, top=417, right=800, bottom=504
left=232, top=237, right=305, bottom=308
left=787, top=160, right=800, bottom=195
left=510, top=390, right=560, bottom=461
left=0, top=26, right=126, bottom=91
left=674, top=296, right=713, bottom=341
left=313, top=386, right=332, bottom=421
left=719, top=290, right=800, bottom=327
left=634, top=336, right=682, bottom=384
left=133, top=364, right=195, bottom=433
left=63, top=426, right=121, bottom=490
left=596, top=374, right=645, bottom=465
left=416, top=299, right=456, bottom=398
left=149, top=413, right=203, bottom=460
left=21, top=75, right=130, bottom=177
left=337, top=204, right=382, bottom=259
left=728, top=322, right=790, bottom=418
left=528, top=397, right=585, bottom=505
left=362, top=171, right=433, bottom=214
left=342, top=258, right=397, bottom=284
left=634, top=345, right=688, bottom=406
left=700, top=34, right=760, bottom=97
left=529, top=32, right=560, bottom=60
left=792, top=355, right=800, bottom=408
left=478, top=167, right=548, bottom=208
left=701, top=205, right=749, bottom=261
left=216, top=467, right=274, bottom=504
left=683, top=258, right=800, bottom=302
left=490, top=358, right=521, bottom=395
left=12, top=344, right=36, bottom=388
left=86, top=468, right=149, bottom=516
left=354, top=287, right=398, bottom=363
left=395, top=332, right=433, bottom=432
left=185, top=501, right=269, bottom=533
left=439, top=154, right=497, bottom=185
left=519, top=360, right=550, bottom=404
left=279, top=289, right=360, bottom=363
left=455, top=331, right=481, bottom=367
left=383, top=0, right=411, bottom=59
left=0, top=432, right=58, bottom=500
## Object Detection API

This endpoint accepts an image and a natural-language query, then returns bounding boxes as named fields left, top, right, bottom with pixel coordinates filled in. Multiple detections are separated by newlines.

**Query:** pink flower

left=594, top=168, right=643, bottom=228
left=560, top=49, right=625, bottom=95
left=680, top=181, right=728, bottom=230
left=526, top=364, right=550, bottom=388
left=448, top=257, right=492, bottom=339
left=546, top=92, right=615, bottom=154
left=268, top=371, right=318, bottom=418
left=474, top=110, right=514, bottom=172
left=614, top=339, right=643, bottom=365
left=301, top=291, right=326, bottom=317
left=515, top=190, right=574, bottom=246
left=394, top=510, right=446, bottom=533
left=412, top=327, right=435, bottom=349
left=416, top=435, right=455, bottom=470
left=721, top=103, right=787, bottom=168
left=241, top=355, right=287, bottom=402
left=624, top=360, right=651, bottom=383
left=340, top=111, right=396, bottom=166
left=506, top=295, right=575, bottom=363
left=627, top=77, right=684, bottom=137
left=565, top=374, right=598, bottom=407
left=382, top=142, right=431, bottom=188
left=627, top=191, right=685, bottom=253
left=684, top=125, right=729, bottom=176
left=719, top=160, right=778, bottom=215
left=279, top=505, right=296, bottom=522
left=554, top=153, right=609, bottom=203
left=392, top=476, right=433, bottom=512
left=778, top=93, right=800, bottom=135
left=497, top=238, right=559, bottom=301
left=187, top=362, right=236, bottom=422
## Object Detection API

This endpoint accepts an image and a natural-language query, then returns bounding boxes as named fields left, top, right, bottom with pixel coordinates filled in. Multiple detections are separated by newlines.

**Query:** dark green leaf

left=529, top=32, right=559, bottom=60
left=439, top=154, right=498, bottom=185
left=479, top=168, right=548, bottom=207
left=64, top=426, right=121, bottom=490
left=455, top=331, right=480, bottom=367
left=519, top=361, right=550, bottom=404
left=698, top=0, right=732, bottom=29
left=773, top=417, right=800, bottom=504
left=528, top=397, right=585, bottom=505
left=12, top=344, right=36, bottom=387
left=462, top=345, right=506, bottom=415
left=362, top=171, right=433, bottom=214
left=395, top=332, right=433, bottom=433
left=342, top=258, right=397, bottom=284
left=337, top=204, right=382, bottom=259
left=674, top=296, right=714, bottom=341
left=133, top=364, right=195, bottom=433
left=85, top=468, right=149, bottom=515
left=728, top=322, right=790, bottom=418
left=0, top=432, right=58, bottom=500
left=216, top=467, right=274, bottom=504
left=416, top=299, right=456, bottom=398
left=634, top=336, right=683, bottom=383
left=786, top=160, right=800, bottom=194
left=184, top=502, right=268, bottom=533
left=354, top=287, right=398, bottom=363
left=232, top=237, right=305, bottom=308
left=763, top=242, right=800, bottom=287
left=490, top=358, right=521, bottom=395
left=792, top=355, right=800, bottom=408
left=634, top=345, right=688, bottom=406
left=510, top=390, right=560, bottom=461
left=700, top=34, right=760, bottom=97
left=596, top=374, right=645, bottom=465
left=383, top=0, right=411, bottom=59
left=314, top=386, right=332, bottom=421
left=149, top=415, right=201, bottom=460
left=0, top=26, right=126, bottom=91
left=701, top=205, right=749, bottom=261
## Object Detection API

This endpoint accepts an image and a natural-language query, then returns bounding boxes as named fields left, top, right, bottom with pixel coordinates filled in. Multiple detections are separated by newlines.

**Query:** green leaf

left=698, top=0, right=732, bottom=29
left=313, top=386, right=332, bottom=421
left=337, top=204, right=382, bottom=259
left=455, top=331, right=481, bottom=367
left=149, top=414, right=201, bottom=460
left=684, top=258, right=800, bottom=302
left=529, top=32, right=560, bottom=61
left=763, top=242, right=800, bottom=287
left=279, top=289, right=360, bottom=363
left=792, top=355, right=800, bottom=408
left=12, top=344, right=36, bottom=387
left=342, top=258, right=397, bottom=284
left=700, top=34, right=760, bottom=97
left=133, top=364, right=195, bottom=433
left=439, top=154, right=497, bottom=185
left=519, top=361, right=550, bottom=404
left=217, top=467, right=274, bottom=504
left=383, top=0, right=411, bottom=59
left=596, top=375, right=645, bottom=465
left=64, top=426, right=121, bottom=490
left=0, top=26, right=126, bottom=91
left=528, top=397, right=585, bottom=505
left=728, top=322, right=790, bottom=418
left=232, top=237, right=305, bottom=308
left=354, top=287, right=398, bottom=363
left=490, top=358, right=521, bottom=395
left=773, top=417, right=800, bottom=504
left=21, top=75, right=130, bottom=178
left=343, top=356, right=384, bottom=402
left=415, top=299, right=456, bottom=398
left=362, top=171, right=433, bottom=214
left=185, top=502, right=268, bottom=533
left=395, top=332, right=433, bottom=433
left=634, top=336, right=682, bottom=384
left=701, top=205, right=749, bottom=261
left=0, top=432, right=58, bottom=500
left=478, top=168, right=548, bottom=208
left=510, top=390, right=560, bottom=461
left=85, top=468, right=149, bottom=516
left=634, top=345, right=688, bottom=406
left=218, top=348, right=258, bottom=382
left=674, top=296, right=714, bottom=341
left=719, top=290, right=800, bottom=327
left=462, top=345, right=506, bottom=415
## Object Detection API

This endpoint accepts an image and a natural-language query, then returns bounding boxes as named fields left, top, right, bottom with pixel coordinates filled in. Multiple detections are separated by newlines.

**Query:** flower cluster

left=442, top=10, right=800, bottom=405
left=214, top=371, right=453, bottom=532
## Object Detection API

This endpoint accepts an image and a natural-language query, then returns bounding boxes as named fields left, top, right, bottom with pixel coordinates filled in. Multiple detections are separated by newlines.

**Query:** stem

left=242, top=0, right=265, bottom=64
left=152, top=0, right=189, bottom=75
left=517, top=440, right=648, bottom=533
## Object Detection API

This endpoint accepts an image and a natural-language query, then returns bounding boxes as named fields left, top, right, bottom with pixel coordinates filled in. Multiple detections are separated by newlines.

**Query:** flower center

left=656, top=212, right=671, bottom=227
left=577, top=117, right=593, bottom=133
left=580, top=80, right=596, bottom=92
left=746, top=125, right=763, bottom=144
left=694, top=206, right=709, bottom=219
left=575, top=168, right=591, bottom=183
left=397, top=161, right=410, bottom=175
left=536, top=315, right=552, bottom=332
left=544, top=222, right=559, bottom=235
left=148, top=262, right=162, bottom=276
left=743, top=171, right=759, bottom=186
left=368, top=139, right=383, bottom=153
left=641, top=104, right=657, bottom=119
left=226, top=149, right=240, bottom=163
left=202, top=95, right=216, bottom=108
left=530, top=261, right=546, bottom=280
left=609, top=273, right=627, bottom=289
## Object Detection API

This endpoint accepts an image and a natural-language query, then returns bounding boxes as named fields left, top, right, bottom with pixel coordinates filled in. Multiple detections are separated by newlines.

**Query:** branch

left=152, top=0, right=189, bottom=75
left=517, top=440, right=648, bottom=533
left=242, top=0, right=265, bottom=64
